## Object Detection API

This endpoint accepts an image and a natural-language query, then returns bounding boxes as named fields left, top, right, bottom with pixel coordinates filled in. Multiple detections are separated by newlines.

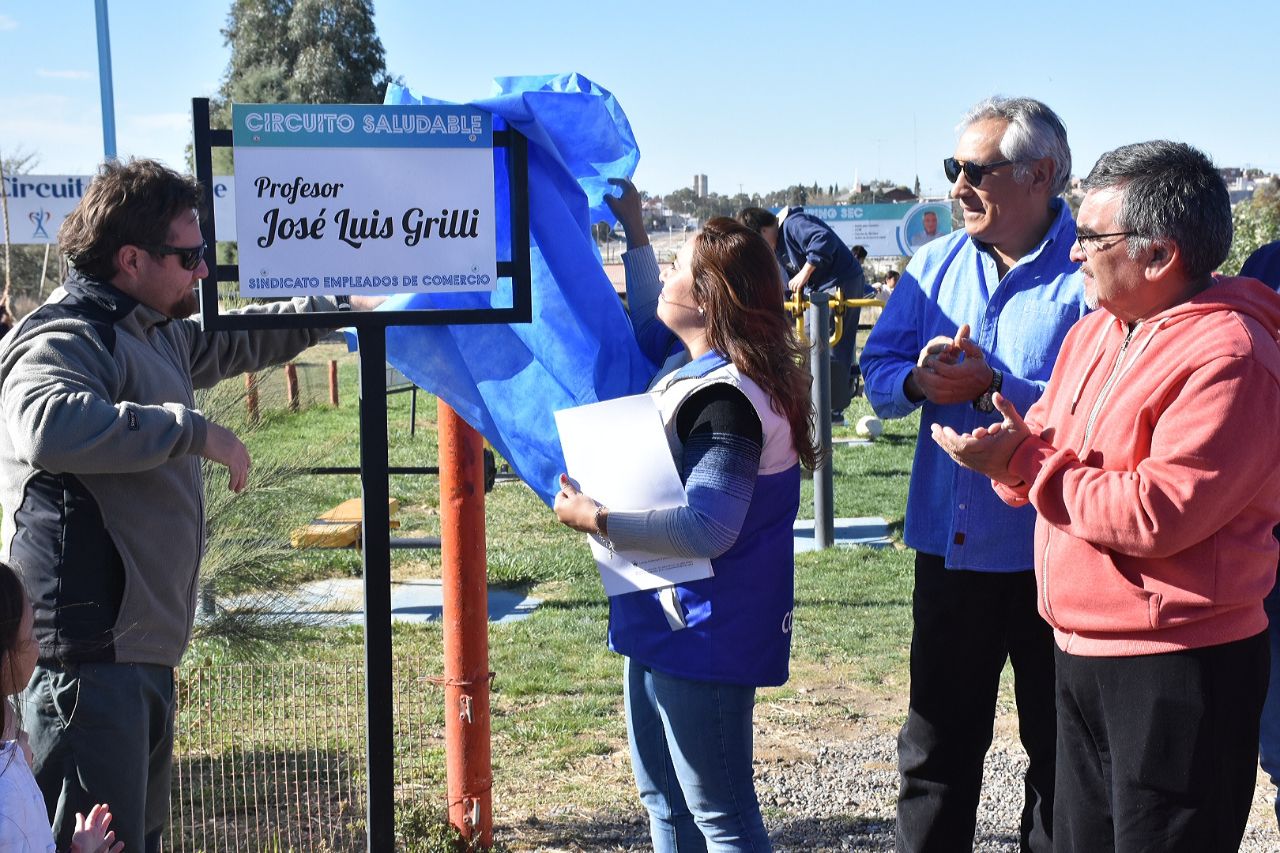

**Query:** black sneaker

left=831, top=411, right=846, bottom=426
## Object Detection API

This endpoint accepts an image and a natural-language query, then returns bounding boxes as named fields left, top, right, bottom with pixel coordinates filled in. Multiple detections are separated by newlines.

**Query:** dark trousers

left=896, top=553, right=1056, bottom=853
left=1054, top=632, right=1268, bottom=853
left=24, top=661, right=175, bottom=853
left=1258, top=560, right=1280, bottom=827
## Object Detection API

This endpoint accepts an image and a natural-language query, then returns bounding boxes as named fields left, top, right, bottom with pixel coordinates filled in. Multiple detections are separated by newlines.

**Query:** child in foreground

left=0, top=561, right=122, bottom=852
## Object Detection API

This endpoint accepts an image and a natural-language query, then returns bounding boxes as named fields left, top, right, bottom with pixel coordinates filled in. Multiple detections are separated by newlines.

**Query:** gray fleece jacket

left=0, top=272, right=338, bottom=667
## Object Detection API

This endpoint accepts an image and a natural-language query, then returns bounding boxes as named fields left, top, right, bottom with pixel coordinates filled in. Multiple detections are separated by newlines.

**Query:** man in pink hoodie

left=932, top=140, right=1280, bottom=852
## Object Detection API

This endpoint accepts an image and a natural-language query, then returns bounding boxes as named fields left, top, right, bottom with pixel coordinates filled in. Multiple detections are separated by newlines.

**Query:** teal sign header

left=232, top=104, right=492, bottom=149
left=790, top=203, right=912, bottom=222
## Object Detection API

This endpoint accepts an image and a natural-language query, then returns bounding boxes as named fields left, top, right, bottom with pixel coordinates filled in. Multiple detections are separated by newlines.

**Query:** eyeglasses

left=943, top=157, right=1014, bottom=187
left=1074, top=231, right=1135, bottom=253
left=139, top=241, right=207, bottom=271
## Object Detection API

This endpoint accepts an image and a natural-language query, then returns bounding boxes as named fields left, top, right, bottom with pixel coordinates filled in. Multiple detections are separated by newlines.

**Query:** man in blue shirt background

left=738, top=204, right=868, bottom=423
left=860, top=96, right=1087, bottom=853
left=1240, top=238, right=1280, bottom=831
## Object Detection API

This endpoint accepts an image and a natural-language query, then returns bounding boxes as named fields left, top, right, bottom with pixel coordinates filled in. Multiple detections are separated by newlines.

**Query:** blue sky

left=2, top=1, right=1277, bottom=198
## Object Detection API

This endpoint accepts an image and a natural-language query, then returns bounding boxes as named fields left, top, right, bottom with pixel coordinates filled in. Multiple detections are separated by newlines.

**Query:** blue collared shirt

left=861, top=199, right=1087, bottom=571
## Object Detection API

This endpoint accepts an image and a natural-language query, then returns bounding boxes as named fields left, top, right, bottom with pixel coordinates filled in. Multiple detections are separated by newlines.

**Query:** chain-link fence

left=168, top=656, right=443, bottom=852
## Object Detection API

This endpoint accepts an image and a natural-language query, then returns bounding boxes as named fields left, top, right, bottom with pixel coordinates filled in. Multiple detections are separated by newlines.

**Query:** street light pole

left=94, top=0, right=118, bottom=160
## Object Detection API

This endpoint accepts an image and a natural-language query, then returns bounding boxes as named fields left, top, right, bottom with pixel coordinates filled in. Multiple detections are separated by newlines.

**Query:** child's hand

left=70, top=803, right=123, bottom=853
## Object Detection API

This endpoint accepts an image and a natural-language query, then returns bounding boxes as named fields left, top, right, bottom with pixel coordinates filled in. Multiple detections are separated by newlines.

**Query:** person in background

left=860, top=96, right=1085, bottom=853
left=875, top=269, right=901, bottom=300
left=1241, top=238, right=1280, bottom=288
left=1239, top=237, right=1280, bottom=830
left=738, top=205, right=868, bottom=424
left=555, top=215, right=818, bottom=851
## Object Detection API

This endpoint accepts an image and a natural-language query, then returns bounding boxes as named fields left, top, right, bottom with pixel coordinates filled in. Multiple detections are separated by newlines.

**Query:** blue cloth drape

left=378, top=73, right=655, bottom=505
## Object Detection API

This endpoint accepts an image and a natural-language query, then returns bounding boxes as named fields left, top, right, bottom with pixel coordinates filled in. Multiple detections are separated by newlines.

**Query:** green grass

left=178, top=357, right=922, bottom=849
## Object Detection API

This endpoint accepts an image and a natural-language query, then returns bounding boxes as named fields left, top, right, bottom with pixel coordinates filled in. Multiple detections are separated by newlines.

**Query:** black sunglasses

left=943, top=157, right=1015, bottom=187
left=140, top=241, right=207, bottom=271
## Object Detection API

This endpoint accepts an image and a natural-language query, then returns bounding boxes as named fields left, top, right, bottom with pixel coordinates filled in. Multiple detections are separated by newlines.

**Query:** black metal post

left=358, top=327, right=395, bottom=852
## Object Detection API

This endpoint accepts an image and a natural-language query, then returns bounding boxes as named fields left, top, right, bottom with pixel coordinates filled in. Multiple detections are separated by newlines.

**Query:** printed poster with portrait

left=899, top=201, right=955, bottom=255
left=783, top=203, right=956, bottom=257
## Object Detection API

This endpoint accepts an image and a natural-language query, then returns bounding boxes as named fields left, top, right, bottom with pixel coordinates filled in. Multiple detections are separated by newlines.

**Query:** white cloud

left=0, top=15, right=17, bottom=31
left=37, top=69, right=93, bottom=81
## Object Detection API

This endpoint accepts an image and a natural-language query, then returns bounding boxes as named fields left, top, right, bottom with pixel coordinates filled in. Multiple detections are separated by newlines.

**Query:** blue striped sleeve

left=607, top=384, right=762, bottom=557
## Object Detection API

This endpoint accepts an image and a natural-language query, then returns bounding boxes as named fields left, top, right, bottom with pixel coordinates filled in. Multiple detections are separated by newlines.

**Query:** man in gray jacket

left=0, top=158, right=376, bottom=852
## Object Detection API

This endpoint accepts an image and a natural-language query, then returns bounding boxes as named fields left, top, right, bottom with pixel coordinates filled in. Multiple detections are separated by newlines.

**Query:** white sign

left=232, top=103, right=497, bottom=297
left=3, top=174, right=241, bottom=245
left=211, top=176, right=235, bottom=237
left=0, top=175, right=89, bottom=245
left=555, top=394, right=714, bottom=596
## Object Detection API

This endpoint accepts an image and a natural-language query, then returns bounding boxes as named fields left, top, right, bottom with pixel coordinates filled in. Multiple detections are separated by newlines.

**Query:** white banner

left=0, top=175, right=89, bottom=245
left=2, top=174, right=236, bottom=245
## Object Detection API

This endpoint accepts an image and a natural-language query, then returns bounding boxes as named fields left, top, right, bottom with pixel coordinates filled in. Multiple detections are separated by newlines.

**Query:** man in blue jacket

left=738, top=205, right=867, bottom=422
left=1241, top=238, right=1280, bottom=830
left=860, top=96, right=1086, bottom=853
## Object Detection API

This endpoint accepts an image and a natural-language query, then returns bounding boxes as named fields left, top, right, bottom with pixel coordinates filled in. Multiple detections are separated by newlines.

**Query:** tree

left=1224, top=181, right=1280, bottom=274
left=206, top=0, right=400, bottom=260
left=216, top=0, right=396, bottom=115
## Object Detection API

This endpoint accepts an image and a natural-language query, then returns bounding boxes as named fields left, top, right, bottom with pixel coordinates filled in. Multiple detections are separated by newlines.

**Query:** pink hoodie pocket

left=1044, top=546, right=1163, bottom=634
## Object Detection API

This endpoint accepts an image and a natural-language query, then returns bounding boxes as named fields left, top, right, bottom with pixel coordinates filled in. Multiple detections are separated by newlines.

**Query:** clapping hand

left=930, top=392, right=1029, bottom=486
left=908, top=323, right=997, bottom=405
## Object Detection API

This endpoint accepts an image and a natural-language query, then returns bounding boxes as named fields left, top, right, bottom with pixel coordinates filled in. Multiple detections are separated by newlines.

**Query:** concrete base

left=793, top=517, right=893, bottom=553
left=218, top=578, right=540, bottom=626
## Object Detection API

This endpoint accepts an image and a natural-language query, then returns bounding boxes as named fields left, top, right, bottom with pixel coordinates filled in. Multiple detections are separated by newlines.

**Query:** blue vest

left=607, top=354, right=800, bottom=686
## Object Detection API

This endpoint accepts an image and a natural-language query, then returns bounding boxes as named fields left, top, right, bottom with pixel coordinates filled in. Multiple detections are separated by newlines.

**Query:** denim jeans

left=624, top=658, right=772, bottom=852
left=1260, top=566, right=1280, bottom=826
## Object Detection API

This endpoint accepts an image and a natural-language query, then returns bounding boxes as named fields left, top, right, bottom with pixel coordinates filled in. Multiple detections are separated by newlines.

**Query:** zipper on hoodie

left=1080, top=323, right=1140, bottom=452
left=1042, top=322, right=1138, bottom=628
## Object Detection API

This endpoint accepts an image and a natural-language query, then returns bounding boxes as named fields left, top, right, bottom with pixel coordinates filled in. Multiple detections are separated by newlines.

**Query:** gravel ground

left=507, top=711, right=1280, bottom=851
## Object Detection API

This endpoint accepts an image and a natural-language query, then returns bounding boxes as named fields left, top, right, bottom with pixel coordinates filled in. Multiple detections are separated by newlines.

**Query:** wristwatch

left=973, top=368, right=1003, bottom=413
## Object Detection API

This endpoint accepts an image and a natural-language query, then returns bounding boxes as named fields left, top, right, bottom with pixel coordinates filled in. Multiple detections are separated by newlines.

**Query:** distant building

left=1219, top=166, right=1276, bottom=206
left=694, top=174, right=708, bottom=198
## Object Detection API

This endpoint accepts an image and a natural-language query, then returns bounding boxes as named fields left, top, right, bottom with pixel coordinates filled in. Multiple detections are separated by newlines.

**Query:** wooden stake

left=244, top=373, right=259, bottom=425
left=284, top=362, right=299, bottom=412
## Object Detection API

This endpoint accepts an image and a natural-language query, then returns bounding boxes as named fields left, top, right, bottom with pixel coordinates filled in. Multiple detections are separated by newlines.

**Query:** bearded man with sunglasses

left=861, top=96, right=1086, bottom=853
left=0, top=158, right=376, bottom=852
